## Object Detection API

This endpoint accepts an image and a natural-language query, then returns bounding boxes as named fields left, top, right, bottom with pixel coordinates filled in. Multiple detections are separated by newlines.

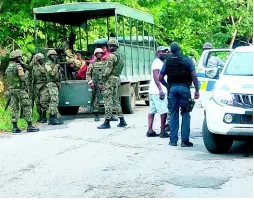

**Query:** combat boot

left=48, top=114, right=64, bottom=125
left=97, top=119, right=110, bottom=129
left=12, top=122, right=21, bottom=133
left=117, top=117, right=127, bottom=127
left=40, top=111, right=47, bottom=123
left=27, top=121, right=39, bottom=132
left=37, top=110, right=43, bottom=122
left=110, top=115, right=118, bottom=121
left=94, top=112, right=100, bottom=121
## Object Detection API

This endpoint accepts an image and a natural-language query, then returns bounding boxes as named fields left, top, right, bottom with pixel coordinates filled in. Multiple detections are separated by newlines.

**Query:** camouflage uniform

left=32, top=53, right=50, bottom=123
left=86, top=57, right=105, bottom=113
left=45, top=58, right=60, bottom=115
left=102, top=52, right=124, bottom=120
left=5, top=50, right=39, bottom=133
left=65, top=49, right=82, bottom=69
left=98, top=39, right=127, bottom=129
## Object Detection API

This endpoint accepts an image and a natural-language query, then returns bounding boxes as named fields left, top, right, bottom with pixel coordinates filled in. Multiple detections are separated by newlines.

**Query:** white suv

left=203, top=46, right=253, bottom=154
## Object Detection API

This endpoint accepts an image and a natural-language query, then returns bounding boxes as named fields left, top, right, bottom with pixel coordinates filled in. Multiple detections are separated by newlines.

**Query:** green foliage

left=0, top=0, right=253, bottom=59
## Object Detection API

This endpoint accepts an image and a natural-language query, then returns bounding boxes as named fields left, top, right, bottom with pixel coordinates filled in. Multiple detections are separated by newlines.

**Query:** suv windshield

left=224, top=52, right=253, bottom=76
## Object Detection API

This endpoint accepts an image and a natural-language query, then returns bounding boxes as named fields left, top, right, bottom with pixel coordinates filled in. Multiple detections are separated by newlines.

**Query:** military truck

left=33, top=2, right=156, bottom=115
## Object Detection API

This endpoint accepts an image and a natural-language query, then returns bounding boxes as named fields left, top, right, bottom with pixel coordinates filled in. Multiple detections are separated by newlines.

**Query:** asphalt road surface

left=0, top=101, right=253, bottom=198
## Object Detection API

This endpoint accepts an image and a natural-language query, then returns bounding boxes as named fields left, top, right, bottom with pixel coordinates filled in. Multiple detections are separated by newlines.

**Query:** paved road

left=0, top=102, right=252, bottom=198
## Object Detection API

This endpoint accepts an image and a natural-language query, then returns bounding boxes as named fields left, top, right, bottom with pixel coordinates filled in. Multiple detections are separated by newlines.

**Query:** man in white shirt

left=147, top=46, right=169, bottom=138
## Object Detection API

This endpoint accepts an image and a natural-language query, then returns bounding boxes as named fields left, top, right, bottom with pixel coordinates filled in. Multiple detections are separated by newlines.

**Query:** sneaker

left=160, top=131, right=169, bottom=138
left=169, top=141, right=177, bottom=146
left=181, top=141, right=193, bottom=147
left=146, top=131, right=158, bottom=137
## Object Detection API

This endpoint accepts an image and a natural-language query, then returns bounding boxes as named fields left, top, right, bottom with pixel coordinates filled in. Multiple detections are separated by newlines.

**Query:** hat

left=156, top=46, right=167, bottom=52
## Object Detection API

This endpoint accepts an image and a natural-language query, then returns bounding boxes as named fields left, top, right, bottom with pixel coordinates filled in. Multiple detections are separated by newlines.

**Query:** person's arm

left=217, top=57, right=225, bottom=67
left=17, top=64, right=27, bottom=82
left=103, top=54, right=116, bottom=80
left=187, top=57, right=200, bottom=99
left=86, top=63, right=93, bottom=84
left=159, top=63, right=168, bottom=88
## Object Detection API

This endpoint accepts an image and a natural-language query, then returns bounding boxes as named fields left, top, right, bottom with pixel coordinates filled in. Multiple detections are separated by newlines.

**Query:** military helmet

left=47, top=49, right=57, bottom=57
left=203, top=42, right=213, bottom=50
left=94, top=48, right=104, bottom=55
left=35, top=53, right=45, bottom=61
left=9, top=50, right=22, bottom=59
left=107, top=39, right=119, bottom=47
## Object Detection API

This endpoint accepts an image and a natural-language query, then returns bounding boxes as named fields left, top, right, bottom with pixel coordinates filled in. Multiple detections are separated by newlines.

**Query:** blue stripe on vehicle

left=206, top=80, right=216, bottom=91
left=196, top=72, right=206, bottom=78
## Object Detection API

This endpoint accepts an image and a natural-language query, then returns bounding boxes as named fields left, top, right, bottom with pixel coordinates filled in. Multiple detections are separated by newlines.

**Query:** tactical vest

left=92, top=60, right=105, bottom=83
left=165, top=54, right=192, bottom=86
left=5, top=62, right=23, bottom=89
left=33, top=64, right=48, bottom=85
left=110, top=51, right=124, bottom=76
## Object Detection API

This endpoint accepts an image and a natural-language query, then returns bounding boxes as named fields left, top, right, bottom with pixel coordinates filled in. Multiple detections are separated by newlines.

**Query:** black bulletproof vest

left=165, top=54, right=192, bottom=86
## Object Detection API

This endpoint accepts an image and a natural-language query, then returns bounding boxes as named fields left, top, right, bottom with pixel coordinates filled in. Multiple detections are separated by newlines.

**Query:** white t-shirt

left=149, top=58, right=167, bottom=95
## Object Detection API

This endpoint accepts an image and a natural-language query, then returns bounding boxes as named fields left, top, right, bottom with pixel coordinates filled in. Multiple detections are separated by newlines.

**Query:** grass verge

left=0, top=94, right=39, bottom=132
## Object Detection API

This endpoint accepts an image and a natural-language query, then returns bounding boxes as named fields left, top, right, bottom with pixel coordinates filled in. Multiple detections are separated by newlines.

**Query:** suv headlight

left=212, top=84, right=233, bottom=106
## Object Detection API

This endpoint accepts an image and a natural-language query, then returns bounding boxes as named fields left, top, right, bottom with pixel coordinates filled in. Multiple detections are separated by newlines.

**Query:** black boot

left=117, top=117, right=127, bottom=127
left=27, top=121, right=39, bottom=132
left=40, top=111, right=47, bottom=123
left=110, top=115, right=118, bottom=121
left=94, top=112, right=100, bottom=121
left=48, top=114, right=64, bottom=125
left=37, top=110, right=42, bottom=122
left=97, top=119, right=110, bottom=129
left=12, top=122, right=21, bottom=133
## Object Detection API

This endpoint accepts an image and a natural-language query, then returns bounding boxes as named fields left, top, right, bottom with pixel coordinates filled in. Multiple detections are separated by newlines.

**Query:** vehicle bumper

left=206, top=99, right=253, bottom=136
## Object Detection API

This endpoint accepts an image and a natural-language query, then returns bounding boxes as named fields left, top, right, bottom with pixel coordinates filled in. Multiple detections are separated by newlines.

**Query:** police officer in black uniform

left=159, top=42, right=200, bottom=147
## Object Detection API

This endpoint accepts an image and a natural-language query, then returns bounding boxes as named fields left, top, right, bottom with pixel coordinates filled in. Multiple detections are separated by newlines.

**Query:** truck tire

left=58, top=106, right=79, bottom=116
left=202, top=118, right=233, bottom=154
left=145, top=100, right=150, bottom=106
left=121, top=86, right=136, bottom=114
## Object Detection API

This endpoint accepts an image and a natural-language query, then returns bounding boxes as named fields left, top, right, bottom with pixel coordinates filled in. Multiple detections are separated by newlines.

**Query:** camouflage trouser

left=47, top=82, right=59, bottom=115
left=92, top=87, right=102, bottom=112
left=9, top=89, right=32, bottom=123
left=35, top=95, right=41, bottom=113
left=102, top=75, right=123, bottom=120
left=38, top=85, right=50, bottom=112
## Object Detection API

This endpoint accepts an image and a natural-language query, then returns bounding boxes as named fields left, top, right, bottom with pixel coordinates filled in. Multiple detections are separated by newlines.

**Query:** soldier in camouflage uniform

left=5, top=50, right=39, bottom=133
left=45, top=50, right=64, bottom=125
left=98, top=39, right=127, bottom=129
left=32, top=53, right=50, bottom=123
left=86, top=48, right=105, bottom=121
left=28, top=54, right=43, bottom=122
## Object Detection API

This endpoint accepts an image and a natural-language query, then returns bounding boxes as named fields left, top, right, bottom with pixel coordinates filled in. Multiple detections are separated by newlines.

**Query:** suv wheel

left=202, top=118, right=233, bottom=154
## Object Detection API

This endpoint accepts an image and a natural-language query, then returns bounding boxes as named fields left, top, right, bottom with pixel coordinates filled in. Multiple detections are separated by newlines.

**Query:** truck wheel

left=202, top=118, right=233, bottom=154
left=121, top=86, right=136, bottom=114
left=58, top=106, right=79, bottom=116
left=145, top=100, right=150, bottom=106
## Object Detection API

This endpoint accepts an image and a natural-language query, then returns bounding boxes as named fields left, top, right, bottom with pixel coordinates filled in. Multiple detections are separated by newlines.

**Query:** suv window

left=224, top=52, right=253, bottom=76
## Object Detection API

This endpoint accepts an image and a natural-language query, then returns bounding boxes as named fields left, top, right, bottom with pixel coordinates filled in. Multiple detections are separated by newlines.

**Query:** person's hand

left=159, top=90, right=165, bottom=100
left=194, top=91, right=200, bottom=99
left=89, top=82, right=95, bottom=89
left=99, top=84, right=104, bottom=90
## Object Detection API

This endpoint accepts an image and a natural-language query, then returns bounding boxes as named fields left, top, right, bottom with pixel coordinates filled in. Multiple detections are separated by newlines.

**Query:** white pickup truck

left=201, top=46, right=253, bottom=154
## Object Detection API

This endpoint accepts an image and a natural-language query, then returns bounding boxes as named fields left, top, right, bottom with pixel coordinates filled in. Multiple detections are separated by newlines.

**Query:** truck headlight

left=212, top=90, right=233, bottom=106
